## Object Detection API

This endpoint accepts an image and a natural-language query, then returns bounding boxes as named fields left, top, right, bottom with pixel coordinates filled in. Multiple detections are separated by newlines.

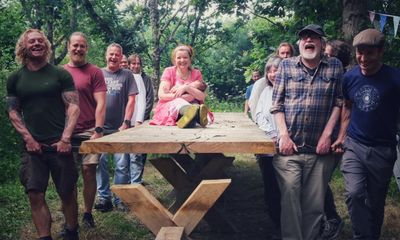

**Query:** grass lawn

left=1, top=154, right=400, bottom=240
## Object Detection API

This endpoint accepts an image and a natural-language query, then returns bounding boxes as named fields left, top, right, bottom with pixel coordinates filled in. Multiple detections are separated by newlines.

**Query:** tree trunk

left=342, top=0, right=369, bottom=43
left=148, top=0, right=161, bottom=98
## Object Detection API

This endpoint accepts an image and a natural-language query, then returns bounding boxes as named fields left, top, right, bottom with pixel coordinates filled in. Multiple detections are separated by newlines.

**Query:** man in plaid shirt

left=270, top=24, right=343, bottom=240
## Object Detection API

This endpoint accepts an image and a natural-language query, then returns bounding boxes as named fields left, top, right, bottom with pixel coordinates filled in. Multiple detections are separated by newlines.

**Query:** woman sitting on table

left=150, top=44, right=210, bottom=128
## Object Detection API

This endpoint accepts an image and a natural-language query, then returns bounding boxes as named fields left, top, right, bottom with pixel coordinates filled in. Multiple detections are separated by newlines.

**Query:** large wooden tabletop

left=80, top=112, right=276, bottom=155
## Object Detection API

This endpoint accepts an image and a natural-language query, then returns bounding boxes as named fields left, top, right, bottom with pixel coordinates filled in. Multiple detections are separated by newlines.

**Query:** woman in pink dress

left=150, top=45, right=210, bottom=128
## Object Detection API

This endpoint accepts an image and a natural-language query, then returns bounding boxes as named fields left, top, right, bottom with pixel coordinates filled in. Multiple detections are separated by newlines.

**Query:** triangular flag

left=394, top=16, right=400, bottom=36
left=369, top=11, right=376, bottom=23
left=379, top=14, right=387, bottom=32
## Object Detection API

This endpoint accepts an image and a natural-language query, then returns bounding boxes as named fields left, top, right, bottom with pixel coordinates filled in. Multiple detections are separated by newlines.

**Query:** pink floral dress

left=150, top=66, right=204, bottom=126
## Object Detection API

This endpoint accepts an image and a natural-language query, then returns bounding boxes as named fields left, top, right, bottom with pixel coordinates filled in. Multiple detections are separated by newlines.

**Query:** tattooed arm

left=7, top=96, right=42, bottom=153
left=51, top=90, right=80, bottom=153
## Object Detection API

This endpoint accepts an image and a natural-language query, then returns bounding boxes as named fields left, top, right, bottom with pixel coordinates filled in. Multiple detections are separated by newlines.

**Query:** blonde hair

left=275, top=42, right=295, bottom=57
left=171, top=44, right=194, bottom=65
left=15, top=29, right=52, bottom=65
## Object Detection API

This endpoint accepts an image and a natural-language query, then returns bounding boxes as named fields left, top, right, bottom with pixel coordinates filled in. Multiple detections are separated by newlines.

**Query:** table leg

left=150, top=154, right=237, bottom=232
left=111, top=184, right=175, bottom=235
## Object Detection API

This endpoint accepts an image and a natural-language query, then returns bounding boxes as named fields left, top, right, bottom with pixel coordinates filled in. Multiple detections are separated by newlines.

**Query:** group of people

left=6, top=23, right=400, bottom=240
left=6, top=27, right=211, bottom=240
left=245, top=24, right=400, bottom=240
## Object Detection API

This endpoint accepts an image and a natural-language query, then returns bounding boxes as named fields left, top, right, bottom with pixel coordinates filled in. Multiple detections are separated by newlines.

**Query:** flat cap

left=297, top=24, right=326, bottom=37
left=353, top=29, right=385, bottom=47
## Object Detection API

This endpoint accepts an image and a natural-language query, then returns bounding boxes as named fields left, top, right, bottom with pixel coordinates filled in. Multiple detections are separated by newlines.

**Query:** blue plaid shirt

left=270, top=55, right=343, bottom=148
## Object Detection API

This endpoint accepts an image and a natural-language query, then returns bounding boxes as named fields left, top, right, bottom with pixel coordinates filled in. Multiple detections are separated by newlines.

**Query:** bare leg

left=61, top=187, right=78, bottom=230
left=28, top=191, right=52, bottom=237
left=82, top=164, right=97, bottom=213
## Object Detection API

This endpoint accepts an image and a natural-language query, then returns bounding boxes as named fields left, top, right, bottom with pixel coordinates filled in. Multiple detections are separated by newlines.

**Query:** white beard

left=299, top=47, right=319, bottom=60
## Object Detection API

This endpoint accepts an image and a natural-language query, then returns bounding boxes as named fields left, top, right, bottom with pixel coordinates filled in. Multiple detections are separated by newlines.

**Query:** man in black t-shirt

left=6, top=29, right=80, bottom=240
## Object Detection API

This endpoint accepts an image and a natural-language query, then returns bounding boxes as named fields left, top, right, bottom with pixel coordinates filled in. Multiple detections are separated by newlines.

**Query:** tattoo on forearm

left=62, top=91, right=79, bottom=105
left=6, top=96, right=20, bottom=112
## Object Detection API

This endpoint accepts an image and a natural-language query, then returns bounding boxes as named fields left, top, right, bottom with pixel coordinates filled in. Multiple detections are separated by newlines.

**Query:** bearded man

left=63, top=32, right=106, bottom=228
left=270, top=24, right=344, bottom=240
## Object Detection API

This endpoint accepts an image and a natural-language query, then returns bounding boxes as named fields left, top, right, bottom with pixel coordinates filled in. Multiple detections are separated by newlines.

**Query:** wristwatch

left=124, top=119, right=131, bottom=128
left=94, top=127, right=104, bottom=134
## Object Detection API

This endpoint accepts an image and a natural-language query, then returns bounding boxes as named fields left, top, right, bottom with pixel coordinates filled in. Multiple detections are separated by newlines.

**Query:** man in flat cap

left=332, top=28, right=400, bottom=239
left=270, top=24, right=343, bottom=239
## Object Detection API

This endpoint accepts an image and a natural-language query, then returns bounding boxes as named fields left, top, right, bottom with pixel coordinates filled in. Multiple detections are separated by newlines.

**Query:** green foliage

left=0, top=1, right=26, bottom=184
left=205, top=94, right=243, bottom=112
left=0, top=182, right=30, bottom=240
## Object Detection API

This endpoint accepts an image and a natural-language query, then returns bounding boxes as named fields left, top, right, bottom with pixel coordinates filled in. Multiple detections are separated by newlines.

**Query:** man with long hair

left=6, top=28, right=80, bottom=240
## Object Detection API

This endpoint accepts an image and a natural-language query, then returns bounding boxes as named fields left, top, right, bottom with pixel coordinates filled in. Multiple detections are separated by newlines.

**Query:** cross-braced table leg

left=150, top=153, right=237, bottom=232
left=111, top=179, right=231, bottom=237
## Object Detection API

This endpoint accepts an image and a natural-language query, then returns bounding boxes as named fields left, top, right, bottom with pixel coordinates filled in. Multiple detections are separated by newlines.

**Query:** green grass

left=0, top=182, right=31, bottom=240
left=1, top=155, right=400, bottom=239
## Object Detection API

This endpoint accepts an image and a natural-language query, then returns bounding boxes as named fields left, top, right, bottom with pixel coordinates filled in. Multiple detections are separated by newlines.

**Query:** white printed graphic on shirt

left=105, top=77, right=123, bottom=95
left=354, top=85, right=380, bottom=112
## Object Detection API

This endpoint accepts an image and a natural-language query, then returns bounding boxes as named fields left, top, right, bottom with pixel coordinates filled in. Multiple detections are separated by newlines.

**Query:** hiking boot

left=94, top=199, right=113, bottom=212
left=63, top=226, right=79, bottom=240
left=177, top=105, right=199, bottom=128
left=198, top=104, right=208, bottom=127
left=321, top=217, right=344, bottom=240
left=115, top=202, right=128, bottom=212
left=82, top=212, right=95, bottom=228
left=59, top=224, right=79, bottom=240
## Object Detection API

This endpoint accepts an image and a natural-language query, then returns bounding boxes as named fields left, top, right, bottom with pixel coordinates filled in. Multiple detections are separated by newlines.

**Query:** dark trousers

left=341, top=137, right=396, bottom=239
left=324, top=154, right=342, bottom=220
left=257, top=155, right=281, bottom=229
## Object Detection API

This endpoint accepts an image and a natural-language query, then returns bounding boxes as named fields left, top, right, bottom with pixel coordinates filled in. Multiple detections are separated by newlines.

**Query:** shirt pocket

left=315, top=76, right=336, bottom=97
left=285, top=74, right=307, bottom=100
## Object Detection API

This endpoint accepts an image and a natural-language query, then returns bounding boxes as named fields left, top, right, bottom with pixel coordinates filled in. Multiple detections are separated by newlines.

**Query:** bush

left=0, top=70, right=21, bottom=184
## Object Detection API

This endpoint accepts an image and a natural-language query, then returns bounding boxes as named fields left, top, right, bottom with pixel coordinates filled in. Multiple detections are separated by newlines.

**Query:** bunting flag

left=369, top=11, right=375, bottom=23
left=394, top=16, right=400, bottom=36
left=369, top=10, right=400, bottom=36
left=380, top=15, right=387, bottom=32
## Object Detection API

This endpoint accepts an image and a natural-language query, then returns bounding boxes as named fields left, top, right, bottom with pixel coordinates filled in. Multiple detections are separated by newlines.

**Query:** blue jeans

left=128, top=153, right=146, bottom=183
left=96, top=153, right=130, bottom=204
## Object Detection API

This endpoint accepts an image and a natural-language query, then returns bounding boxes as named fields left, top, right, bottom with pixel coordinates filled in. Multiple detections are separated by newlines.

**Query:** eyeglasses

left=299, top=33, right=321, bottom=40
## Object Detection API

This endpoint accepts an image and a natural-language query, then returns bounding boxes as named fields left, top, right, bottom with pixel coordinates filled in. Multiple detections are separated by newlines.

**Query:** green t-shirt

left=7, top=63, right=76, bottom=142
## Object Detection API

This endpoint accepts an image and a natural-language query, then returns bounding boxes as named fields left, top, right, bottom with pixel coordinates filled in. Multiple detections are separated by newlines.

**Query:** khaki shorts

left=72, top=128, right=99, bottom=165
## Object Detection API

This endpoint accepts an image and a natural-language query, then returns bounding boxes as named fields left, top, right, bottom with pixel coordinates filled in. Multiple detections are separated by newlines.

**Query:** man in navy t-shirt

left=332, top=28, right=400, bottom=239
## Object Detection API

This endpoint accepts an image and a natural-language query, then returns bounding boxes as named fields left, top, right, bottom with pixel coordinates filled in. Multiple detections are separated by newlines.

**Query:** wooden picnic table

left=80, top=112, right=275, bottom=239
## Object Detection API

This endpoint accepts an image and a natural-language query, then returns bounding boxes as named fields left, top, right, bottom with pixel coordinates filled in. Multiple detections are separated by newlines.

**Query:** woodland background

left=1, top=0, right=400, bottom=239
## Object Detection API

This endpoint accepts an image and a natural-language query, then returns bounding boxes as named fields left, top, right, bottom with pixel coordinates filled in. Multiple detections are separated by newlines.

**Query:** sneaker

left=94, top=199, right=113, bottom=212
left=115, top=202, right=128, bottom=212
left=198, top=104, right=208, bottom=127
left=177, top=105, right=199, bottom=128
left=82, top=212, right=95, bottom=228
left=321, top=217, right=344, bottom=240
